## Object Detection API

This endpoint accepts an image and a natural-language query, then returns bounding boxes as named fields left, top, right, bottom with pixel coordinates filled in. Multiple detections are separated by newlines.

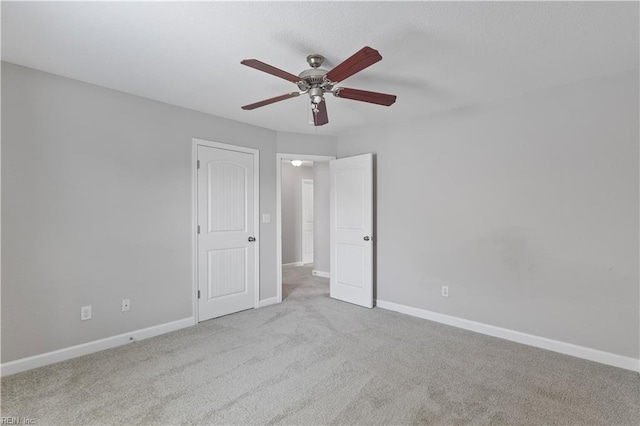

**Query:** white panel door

left=197, top=145, right=256, bottom=321
left=302, top=179, right=314, bottom=264
left=330, top=153, right=373, bottom=308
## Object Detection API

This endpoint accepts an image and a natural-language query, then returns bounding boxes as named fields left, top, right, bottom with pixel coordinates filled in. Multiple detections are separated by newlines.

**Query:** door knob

left=248, top=236, right=256, bottom=242
left=363, top=236, right=370, bottom=241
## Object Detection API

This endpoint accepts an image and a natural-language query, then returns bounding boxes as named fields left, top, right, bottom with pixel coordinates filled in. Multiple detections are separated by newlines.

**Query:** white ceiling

left=2, top=1, right=638, bottom=136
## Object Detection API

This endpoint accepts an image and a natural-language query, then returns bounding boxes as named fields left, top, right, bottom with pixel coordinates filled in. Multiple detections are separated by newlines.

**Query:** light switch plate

left=262, top=214, right=271, bottom=223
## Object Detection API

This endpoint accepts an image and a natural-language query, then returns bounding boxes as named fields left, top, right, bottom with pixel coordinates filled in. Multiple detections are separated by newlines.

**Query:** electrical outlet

left=122, top=299, right=130, bottom=312
left=441, top=286, right=449, bottom=298
left=81, top=305, right=92, bottom=320
left=262, top=213, right=271, bottom=223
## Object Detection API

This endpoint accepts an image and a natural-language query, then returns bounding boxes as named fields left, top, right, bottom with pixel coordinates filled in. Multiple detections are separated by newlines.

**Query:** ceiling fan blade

left=241, top=59, right=302, bottom=83
left=241, top=92, right=300, bottom=110
left=325, top=46, right=382, bottom=83
left=313, top=100, right=329, bottom=126
left=335, top=87, right=397, bottom=106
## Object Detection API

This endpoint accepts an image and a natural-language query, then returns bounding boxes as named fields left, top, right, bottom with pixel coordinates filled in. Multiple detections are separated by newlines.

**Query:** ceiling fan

left=240, top=46, right=397, bottom=126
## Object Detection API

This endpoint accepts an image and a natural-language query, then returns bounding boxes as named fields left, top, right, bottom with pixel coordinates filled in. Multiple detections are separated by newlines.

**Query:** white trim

left=191, top=141, right=199, bottom=324
left=276, top=153, right=335, bottom=304
left=376, top=300, right=640, bottom=373
left=283, top=261, right=304, bottom=267
left=192, top=139, right=260, bottom=322
left=312, top=270, right=330, bottom=278
left=253, top=149, right=261, bottom=310
left=257, top=297, right=279, bottom=308
left=0, top=317, right=194, bottom=377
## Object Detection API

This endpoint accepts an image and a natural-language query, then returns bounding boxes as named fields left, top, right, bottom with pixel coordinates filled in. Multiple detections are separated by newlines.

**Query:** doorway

left=276, top=154, right=335, bottom=303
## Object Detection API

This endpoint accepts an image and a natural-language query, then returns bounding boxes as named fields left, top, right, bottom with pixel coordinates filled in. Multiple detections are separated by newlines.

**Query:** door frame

left=276, top=153, right=335, bottom=303
left=192, top=138, right=260, bottom=323
left=301, top=178, right=314, bottom=264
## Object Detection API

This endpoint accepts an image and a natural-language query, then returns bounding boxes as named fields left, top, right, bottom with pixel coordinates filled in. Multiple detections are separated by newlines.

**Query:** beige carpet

left=1, top=265, right=639, bottom=425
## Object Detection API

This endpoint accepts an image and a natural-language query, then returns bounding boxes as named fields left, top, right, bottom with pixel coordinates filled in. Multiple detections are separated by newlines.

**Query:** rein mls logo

left=1, top=418, right=35, bottom=425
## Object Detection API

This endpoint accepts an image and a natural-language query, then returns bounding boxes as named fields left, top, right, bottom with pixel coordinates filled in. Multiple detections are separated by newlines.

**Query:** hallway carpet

left=2, top=265, right=638, bottom=424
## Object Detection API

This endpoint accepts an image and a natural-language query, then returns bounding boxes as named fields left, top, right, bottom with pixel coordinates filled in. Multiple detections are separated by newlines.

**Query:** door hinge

left=198, top=290, right=201, bottom=299
left=197, top=160, right=200, bottom=169
left=197, top=225, right=200, bottom=234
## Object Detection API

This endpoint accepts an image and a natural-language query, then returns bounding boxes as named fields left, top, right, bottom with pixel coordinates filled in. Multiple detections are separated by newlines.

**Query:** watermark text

left=1, top=417, right=36, bottom=425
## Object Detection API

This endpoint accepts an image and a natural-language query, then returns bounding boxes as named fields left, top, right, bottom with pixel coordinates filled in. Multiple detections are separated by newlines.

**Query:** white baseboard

left=312, top=270, right=330, bottom=278
left=375, top=300, right=640, bottom=373
left=0, top=317, right=195, bottom=377
left=258, top=297, right=279, bottom=308
left=283, top=262, right=303, bottom=267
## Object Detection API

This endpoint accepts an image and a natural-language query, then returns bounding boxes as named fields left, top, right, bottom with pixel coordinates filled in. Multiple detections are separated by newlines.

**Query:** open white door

left=330, top=153, right=373, bottom=308
left=197, top=145, right=257, bottom=321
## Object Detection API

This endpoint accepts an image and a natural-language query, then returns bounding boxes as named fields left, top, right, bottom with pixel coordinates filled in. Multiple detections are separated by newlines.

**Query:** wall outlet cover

left=81, top=305, right=92, bottom=320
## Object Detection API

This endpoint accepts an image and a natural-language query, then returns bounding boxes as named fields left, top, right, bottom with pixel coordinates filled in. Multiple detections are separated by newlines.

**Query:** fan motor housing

left=299, top=68, right=327, bottom=84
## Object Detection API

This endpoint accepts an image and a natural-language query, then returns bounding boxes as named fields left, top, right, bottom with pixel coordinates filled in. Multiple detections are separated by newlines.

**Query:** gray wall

left=4, top=61, right=637, bottom=363
left=277, top=132, right=337, bottom=157
left=337, top=71, right=639, bottom=358
left=281, top=162, right=313, bottom=264
left=1, top=63, right=336, bottom=362
left=312, top=162, right=330, bottom=273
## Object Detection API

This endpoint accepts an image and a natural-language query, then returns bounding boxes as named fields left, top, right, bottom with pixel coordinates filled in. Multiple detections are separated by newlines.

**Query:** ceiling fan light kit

left=241, top=46, right=397, bottom=126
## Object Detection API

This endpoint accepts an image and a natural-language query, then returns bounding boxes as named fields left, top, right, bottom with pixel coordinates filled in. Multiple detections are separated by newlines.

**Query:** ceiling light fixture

left=291, top=160, right=302, bottom=167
